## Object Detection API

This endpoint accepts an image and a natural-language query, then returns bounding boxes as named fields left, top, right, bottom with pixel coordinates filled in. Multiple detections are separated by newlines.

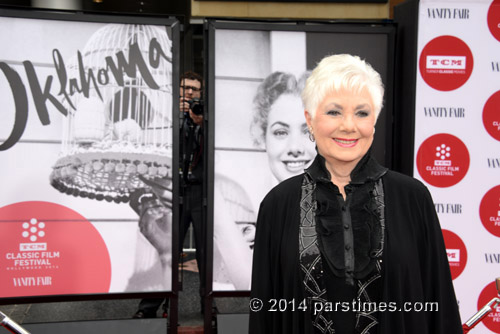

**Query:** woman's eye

left=241, top=225, right=256, bottom=238
left=356, top=110, right=370, bottom=118
left=272, top=129, right=288, bottom=137
left=326, top=110, right=341, bottom=116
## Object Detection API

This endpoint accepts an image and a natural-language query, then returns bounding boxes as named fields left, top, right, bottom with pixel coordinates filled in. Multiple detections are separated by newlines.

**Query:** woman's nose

left=340, top=114, right=355, bottom=132
left=287, top=134, right=305, bottom=157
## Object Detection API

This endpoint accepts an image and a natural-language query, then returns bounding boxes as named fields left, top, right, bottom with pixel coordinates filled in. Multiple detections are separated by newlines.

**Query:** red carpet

left=178, top=326, right=204, bottom=334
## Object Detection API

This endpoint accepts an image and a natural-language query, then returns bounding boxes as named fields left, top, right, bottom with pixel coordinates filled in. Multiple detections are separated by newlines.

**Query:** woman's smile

left=333, top=137, right=359, bottom=147
left=282, top=159, right=311, bottom=173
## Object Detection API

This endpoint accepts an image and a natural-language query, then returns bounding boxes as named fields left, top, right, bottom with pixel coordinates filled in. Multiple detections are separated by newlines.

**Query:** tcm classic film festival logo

left=480, top=185, right=500, bottom=238
left=419, top=35, right=473, bottom=91
left=483, top=90, right=500, bottom=142
left=488, top=0, right=500, bottom=43
left=416, top=133, right=470, bottom=188
left=0, top=201, right=111, bottom=297
left=477, top=280, right=500, bottom=333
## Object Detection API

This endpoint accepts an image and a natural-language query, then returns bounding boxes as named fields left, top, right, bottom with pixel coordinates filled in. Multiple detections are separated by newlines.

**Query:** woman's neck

left=324, top=158, right=359, bottom=200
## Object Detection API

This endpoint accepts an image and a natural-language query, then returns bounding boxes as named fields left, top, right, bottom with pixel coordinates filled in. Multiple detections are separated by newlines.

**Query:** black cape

left=249, top=170, right=462, bottom=334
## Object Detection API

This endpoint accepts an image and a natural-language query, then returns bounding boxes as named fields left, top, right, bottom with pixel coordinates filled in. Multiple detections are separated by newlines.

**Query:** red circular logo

left=477, top=280, right=500, bottom=333
left=419, top=35, right=473, bottom=91
left=480, top=185, right=500, bottom=238
left=488, top=0, right=500, bottom=43
left=416, top=133, right=470, bottom=187
left=0, top=201, right=111, bottom=297
left=442, top=229, right=467, bottom=280
left=483, top=90, right=500, bottom=142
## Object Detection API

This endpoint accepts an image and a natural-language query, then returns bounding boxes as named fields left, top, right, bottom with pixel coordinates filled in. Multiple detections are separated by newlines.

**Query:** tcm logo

left=427, top=56, right=466, bottom=69
left=20, top=243, right=47, bottom=251
left=447, top=249, right=460, bottom=263
left=419, top=35, right=473, bottom=91
left=434, top=144, right=451, bottom=166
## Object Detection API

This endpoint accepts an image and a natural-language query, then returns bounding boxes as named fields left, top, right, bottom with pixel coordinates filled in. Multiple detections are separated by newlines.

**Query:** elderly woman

left=251, top=71, right=316, bottom=183
left=249, top=54, right=462, bottom=334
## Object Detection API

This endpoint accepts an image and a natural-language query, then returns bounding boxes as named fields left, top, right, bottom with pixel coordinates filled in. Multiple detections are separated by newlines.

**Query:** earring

left=308, top=128, right=315, bottom=142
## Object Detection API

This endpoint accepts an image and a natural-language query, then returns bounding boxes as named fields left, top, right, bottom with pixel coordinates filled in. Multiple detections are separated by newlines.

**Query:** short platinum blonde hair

left=301, top=54, right=384, bottom=120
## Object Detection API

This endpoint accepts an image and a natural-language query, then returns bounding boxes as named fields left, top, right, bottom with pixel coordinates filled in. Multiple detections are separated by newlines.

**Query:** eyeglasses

left=181, top=85, right=201, bottom=92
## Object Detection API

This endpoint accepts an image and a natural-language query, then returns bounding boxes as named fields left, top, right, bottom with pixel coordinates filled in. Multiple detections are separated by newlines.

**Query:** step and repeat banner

left=414, top=0, right=500, bottom=332
left=0, top=11, right=177, bottom=299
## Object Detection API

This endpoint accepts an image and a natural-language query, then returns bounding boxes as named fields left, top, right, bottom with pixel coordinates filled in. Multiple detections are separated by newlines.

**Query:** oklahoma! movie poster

left=0, top=15, right=175, bottom=298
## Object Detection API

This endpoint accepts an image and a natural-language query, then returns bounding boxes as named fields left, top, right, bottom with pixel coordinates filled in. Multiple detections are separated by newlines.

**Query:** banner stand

left=0, top=7, right=182, bottom=334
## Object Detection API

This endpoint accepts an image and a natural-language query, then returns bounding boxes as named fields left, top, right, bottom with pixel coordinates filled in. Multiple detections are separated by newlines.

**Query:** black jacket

left=249, top=156, right=462, bottom=334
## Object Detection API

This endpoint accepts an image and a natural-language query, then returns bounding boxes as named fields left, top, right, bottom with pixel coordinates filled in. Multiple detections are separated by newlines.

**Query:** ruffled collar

left=305, top=149, right=388, bottom=185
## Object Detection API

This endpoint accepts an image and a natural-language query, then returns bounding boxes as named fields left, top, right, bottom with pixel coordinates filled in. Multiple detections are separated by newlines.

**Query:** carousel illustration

left=50, top=24, right=173, bottom=203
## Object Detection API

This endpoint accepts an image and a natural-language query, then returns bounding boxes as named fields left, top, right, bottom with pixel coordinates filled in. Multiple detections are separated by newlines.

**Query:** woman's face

left=239, top=223, right=256, bottom=249
left=265, top=94, right=316, bottom=182
left=306, top=88, right=375, bottom=169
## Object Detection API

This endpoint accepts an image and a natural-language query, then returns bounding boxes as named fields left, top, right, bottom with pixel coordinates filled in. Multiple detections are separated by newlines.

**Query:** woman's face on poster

left=265, top=94, right=316, bottom=182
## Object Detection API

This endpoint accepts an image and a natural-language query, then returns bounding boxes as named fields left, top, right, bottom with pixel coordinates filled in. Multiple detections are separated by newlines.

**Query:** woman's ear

left=304, top=110, right=312, bottom=129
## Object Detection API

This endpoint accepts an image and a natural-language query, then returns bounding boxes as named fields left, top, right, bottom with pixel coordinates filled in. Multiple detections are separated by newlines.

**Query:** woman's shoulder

left=255, top=174, right=303, bottom=233
left=261, top=174, right=303, bottom=204
left=384, top=170, right=426, bottom=187
left=383, top=170, right=432, bottom=198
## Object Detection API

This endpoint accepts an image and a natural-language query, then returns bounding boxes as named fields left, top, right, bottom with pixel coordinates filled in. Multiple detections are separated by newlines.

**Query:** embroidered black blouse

left=249, top=152, right=462, bottom=334
left=307, top=153, right=387, bottom=333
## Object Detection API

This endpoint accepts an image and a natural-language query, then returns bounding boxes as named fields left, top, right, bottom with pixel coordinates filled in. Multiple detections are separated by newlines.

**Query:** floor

left=0, top=254, right=249, bottom=333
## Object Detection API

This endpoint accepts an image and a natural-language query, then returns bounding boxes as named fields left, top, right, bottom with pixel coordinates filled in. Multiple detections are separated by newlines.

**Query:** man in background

left=133, top=71, right=206, bottom=318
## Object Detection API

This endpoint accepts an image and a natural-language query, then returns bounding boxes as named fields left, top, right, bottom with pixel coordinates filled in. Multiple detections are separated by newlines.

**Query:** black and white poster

left=0, top=11, right=178, bottom=298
